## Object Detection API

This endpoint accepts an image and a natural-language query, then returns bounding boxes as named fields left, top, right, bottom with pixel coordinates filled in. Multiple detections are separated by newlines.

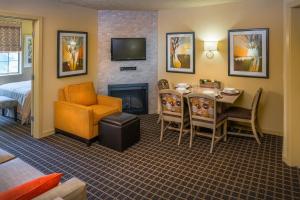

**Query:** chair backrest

left=159, top=89, right=184, bottom=120
left=251, top=88, right=263, bottom=120
left=199, top=79, right=221, bottom=89
left=158, top=79, right=170, bottom=90
left=63, top=82, right=97, bottom=106
left=58, top=88, right=66, bottom=101
left=187, top=93, right=217, bottom=126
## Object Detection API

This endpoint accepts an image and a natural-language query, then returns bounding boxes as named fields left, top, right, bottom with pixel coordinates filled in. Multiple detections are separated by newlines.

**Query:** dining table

left=175, top=85, right=244, bottom=114
left=187, top=87, right=244, bottom=104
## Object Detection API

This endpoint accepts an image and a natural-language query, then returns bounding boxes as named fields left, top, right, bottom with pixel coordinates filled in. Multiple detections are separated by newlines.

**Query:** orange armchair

left=54, top=82, right=122, bottom=145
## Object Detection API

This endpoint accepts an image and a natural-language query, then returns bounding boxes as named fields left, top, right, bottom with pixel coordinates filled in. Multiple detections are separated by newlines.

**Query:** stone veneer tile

left=97, top=10, right=158, bottom=113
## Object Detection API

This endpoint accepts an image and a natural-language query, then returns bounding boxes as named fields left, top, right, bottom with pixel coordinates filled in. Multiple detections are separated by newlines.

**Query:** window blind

left=0, top=18, right=21, bottom=52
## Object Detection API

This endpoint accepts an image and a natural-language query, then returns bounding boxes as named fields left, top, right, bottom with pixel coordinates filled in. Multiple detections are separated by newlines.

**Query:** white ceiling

left=58, top=0, right=243, bottom=10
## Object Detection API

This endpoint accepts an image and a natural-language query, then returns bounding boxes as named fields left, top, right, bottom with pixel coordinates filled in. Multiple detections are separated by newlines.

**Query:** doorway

left=0, top=12, right=42, bottom=139
left=283, top=2, right=300, bottom=167
left=0, top=16, right=34, bottom=135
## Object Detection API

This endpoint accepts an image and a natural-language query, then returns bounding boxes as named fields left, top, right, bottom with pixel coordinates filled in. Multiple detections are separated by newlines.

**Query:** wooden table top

left=185, top=87, right=243, bottom=104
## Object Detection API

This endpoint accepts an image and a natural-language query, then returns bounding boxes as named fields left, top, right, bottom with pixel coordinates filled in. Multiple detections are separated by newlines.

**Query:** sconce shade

left=204, top=41, right=218, bottom=51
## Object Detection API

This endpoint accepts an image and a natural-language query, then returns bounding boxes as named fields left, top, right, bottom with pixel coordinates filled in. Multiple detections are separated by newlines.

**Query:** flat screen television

left=111, top=38, right=146, bottom=61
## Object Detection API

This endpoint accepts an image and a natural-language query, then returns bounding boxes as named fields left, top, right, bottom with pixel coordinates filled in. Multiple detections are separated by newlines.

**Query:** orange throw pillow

left=0, top=173, right=62, bottom=200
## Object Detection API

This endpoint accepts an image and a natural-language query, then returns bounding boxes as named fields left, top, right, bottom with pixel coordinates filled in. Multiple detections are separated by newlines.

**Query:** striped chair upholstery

left=159, top=89, right=189, bottom=145
left=187, top=93, right=227, bottom=153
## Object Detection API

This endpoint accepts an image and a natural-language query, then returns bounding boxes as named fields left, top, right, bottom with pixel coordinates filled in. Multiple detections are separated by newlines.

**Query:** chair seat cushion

left=193, top=113, right=226, bottom=124
left=0, top=158, right=44, bottom=191
left=89, top=105, right=119, bottom=125
left=225, top=106, right=251, bottom=120
left=217, top=113, right=227, bottom=123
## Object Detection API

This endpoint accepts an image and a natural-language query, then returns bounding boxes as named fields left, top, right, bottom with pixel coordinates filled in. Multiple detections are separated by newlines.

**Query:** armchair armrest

left=54, top=101, right=94, bottom=139
left=97, top=95, right=122, bottom=112
left=34, top=177, right=87, bottom=200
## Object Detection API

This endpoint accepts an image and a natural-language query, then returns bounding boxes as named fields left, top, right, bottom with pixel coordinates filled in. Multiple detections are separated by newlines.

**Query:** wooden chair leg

left=14, top=107, right=17, bottom=122
left=251, top=121, right=261, bottom=144
left=160, top=119, right=164, bottom=142
left=177, top=123, right=183, bottom=146
left=210, top=129, right=216, bottom=153
left=223, top=121, right=228, bottom=142
left=189, top=125, right=194, bottom=148
left=157, top=111, right=162, bottom=124
left=256, top=119, right=263, bottom=137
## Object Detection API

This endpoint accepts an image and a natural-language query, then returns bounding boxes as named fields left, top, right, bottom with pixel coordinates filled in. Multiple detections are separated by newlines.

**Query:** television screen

left=111, top=38, right=146, bottom=61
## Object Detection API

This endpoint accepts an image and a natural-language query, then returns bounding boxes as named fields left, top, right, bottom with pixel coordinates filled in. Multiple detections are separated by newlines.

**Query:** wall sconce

left=204, top=41, right=218, bottom=59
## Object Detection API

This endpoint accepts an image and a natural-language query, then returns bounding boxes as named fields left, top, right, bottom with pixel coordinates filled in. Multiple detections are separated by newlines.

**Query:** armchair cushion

left=64, top=82, right=97, bottom=106
left=89, top=105, right=120, bottom=125
left=97, top=95, right=122, bottom=112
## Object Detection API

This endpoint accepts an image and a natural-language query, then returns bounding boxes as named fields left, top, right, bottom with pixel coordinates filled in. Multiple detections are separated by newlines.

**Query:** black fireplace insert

left=108, top=83, right=148, bottom=115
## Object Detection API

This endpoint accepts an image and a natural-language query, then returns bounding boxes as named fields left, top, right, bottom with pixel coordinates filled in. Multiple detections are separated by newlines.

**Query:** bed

left=0, top=81, right=31, bottom=124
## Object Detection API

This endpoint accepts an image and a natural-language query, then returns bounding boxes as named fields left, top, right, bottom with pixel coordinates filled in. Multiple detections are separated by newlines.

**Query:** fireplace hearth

left=108, top=83, right=148, bottom=115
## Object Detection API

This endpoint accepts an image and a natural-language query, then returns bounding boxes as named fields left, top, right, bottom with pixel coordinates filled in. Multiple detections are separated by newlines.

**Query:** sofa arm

left=97, top=95, right=122, bottom=112
left=33, top=178, right=87, bottom=200
left=54, top=101, right=94, bottom=139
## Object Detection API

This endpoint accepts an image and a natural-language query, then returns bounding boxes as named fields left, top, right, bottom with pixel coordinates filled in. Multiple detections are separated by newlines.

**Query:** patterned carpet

left=0, top=115, right=299, bottom=200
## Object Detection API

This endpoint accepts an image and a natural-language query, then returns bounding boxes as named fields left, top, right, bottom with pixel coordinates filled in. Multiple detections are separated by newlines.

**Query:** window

left=0, top=19, right=22, bottom=75
left=0, top=51, right=21, bottom=74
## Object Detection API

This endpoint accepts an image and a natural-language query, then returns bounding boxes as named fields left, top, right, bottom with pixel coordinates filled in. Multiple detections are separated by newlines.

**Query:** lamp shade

left=204, top=41, right=218, bottom=51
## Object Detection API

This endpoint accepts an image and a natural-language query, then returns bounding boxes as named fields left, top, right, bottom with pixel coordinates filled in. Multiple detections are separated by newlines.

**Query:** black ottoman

left=99, top=112, right=140, bottom=152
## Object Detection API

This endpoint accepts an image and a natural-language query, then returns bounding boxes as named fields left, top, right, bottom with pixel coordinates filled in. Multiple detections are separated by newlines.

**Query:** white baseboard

left=283, top=156, right=300, bottom=168
left=42, top=129, right=55, bottom=138
left=261, top=129, right=283, bottom=136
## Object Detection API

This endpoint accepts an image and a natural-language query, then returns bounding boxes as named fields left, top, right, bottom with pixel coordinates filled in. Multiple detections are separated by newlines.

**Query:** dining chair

left=225, top=88, right=263, bottom=144
left=159, top=89, right=189, bottom=145
left=186, top=93, right=227, bottom=153
left=158, top=79, right=170, bottom=90
left=157, top=79, right=170, bottom=124
left=199, top=79, right=221, bottom=89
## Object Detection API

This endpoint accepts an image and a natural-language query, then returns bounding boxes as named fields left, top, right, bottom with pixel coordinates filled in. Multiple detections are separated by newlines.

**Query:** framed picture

left=24, top=35, right=33, bottom=68
left=166, top=32, right=195, bottom=74
left=228, top=28, right=269, bottom=78
left=57, top=30, right=88, bottom=78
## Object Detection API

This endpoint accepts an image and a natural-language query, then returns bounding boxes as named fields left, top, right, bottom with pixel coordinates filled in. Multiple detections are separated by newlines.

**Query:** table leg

left=14, top=107, right=17, bottom=122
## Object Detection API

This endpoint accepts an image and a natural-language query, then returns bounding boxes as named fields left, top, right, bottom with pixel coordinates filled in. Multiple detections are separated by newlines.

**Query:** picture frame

left=166, top=32, right=195, bottom=74
left=57, top=30, right=88, bottom=78
left=23, top=35, right=33, bottom=68
left=228, top=28, right=269, bottom=78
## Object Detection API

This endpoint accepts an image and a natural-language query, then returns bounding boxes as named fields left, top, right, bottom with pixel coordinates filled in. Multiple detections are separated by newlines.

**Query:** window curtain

left=0, top=18, right=21, bottom=52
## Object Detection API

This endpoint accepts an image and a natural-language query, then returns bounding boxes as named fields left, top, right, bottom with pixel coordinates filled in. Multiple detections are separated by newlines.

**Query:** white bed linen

left=0, top=81, right=31, bottom=124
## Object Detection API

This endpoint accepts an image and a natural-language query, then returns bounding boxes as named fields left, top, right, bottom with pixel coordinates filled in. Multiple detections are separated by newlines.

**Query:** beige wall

left=158, top=0, right=284, bottom=135
left=0, top=0, right=98, bottom=136
left=283, top=0, right=300, bottom=167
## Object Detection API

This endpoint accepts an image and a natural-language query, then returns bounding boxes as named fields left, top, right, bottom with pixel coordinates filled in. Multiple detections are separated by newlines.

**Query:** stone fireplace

left=97, top=10, right=158, bottom=114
